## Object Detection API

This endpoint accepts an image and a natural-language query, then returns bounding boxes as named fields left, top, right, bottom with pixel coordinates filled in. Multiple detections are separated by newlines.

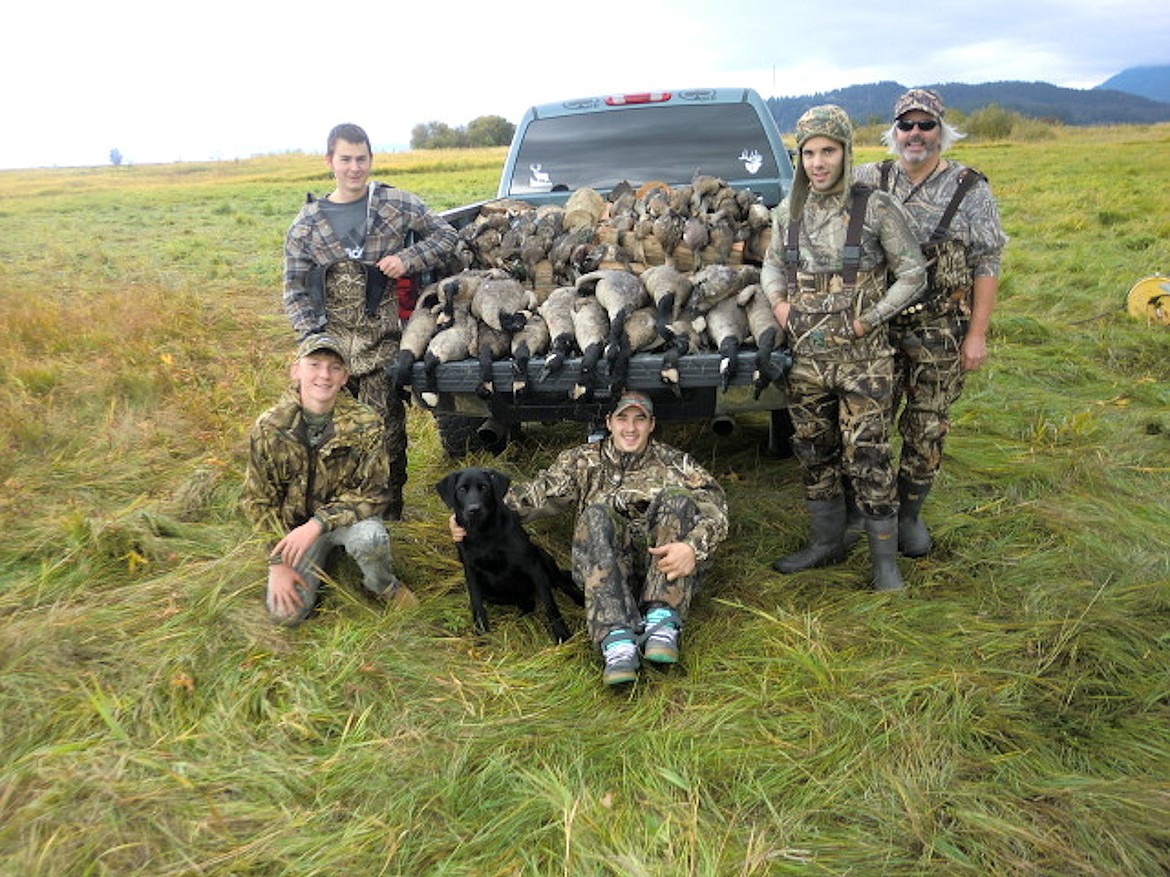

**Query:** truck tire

left=433, top=412, right=509, bottom=458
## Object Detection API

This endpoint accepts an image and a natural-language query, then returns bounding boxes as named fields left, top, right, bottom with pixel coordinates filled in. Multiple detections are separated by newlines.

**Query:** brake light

left=604, top=92, right=672, bottom=106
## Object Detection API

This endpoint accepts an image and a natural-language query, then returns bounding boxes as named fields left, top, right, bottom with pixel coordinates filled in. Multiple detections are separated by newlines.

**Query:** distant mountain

left=1096, top=65, right=1170, bottom=104
left=766, top=77, right=1170, bottom=131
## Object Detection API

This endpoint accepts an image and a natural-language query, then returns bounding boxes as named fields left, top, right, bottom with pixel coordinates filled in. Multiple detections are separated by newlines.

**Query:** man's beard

left=898, top=139, right=939, bottom=167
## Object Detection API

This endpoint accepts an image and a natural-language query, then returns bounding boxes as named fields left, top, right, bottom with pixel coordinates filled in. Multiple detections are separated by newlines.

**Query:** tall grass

left=1, top=133, right=1168, bottom=875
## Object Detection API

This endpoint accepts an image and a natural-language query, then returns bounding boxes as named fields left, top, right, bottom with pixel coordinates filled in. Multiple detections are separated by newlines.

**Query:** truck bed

left=410, top=349, right=792, bottom=427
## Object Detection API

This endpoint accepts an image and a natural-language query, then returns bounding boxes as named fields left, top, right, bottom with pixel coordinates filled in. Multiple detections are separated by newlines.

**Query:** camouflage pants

left=572, top=491, right=706, bottom=648
left=267, top=518, right=396, bottom=626
left=890, top=311, right=968, bottom=485
left=784, top=354, right=897, bottom=518
left=347, top=368, right=408, bottom=509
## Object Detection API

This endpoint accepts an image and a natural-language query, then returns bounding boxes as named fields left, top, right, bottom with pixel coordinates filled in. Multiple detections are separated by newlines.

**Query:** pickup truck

left=409, top=87, right=796, bottom=456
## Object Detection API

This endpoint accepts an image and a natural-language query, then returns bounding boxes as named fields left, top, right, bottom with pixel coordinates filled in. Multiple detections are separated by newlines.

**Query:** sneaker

left=602, top=630, right=640, bottom=685
left=642, top=606, right=680, bottom=664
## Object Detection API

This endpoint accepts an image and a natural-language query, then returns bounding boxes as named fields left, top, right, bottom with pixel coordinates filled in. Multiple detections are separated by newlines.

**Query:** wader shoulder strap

left=928, top=167, right=986, bottom=243
left=784, top=216, right=801, bottom=288
left=841, top=185, right=873, bottom=290
left=878, top=159, right=896, bottom=192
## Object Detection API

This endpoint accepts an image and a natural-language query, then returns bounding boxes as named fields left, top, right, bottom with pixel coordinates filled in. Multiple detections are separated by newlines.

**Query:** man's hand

left=271, top=518, right=324, bottom=569
left=648, top=541, right=697, bottom=582
left=961, top=331, right=988, bottom=372
left=448, top=513, right=466, bottom=543
left=267, top=562, right=308, bottom=618
left=772, top=301, right=791, bottom=329
left=376, top=254, right=406, bottom=279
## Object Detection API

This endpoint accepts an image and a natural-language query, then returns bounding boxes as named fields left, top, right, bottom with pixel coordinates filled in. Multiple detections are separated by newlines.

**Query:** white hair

left=881, top=119, right=967, bottom=155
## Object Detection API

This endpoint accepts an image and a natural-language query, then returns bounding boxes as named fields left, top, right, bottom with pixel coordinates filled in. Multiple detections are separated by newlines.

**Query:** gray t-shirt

left=319, top=197, right=367, bottom=259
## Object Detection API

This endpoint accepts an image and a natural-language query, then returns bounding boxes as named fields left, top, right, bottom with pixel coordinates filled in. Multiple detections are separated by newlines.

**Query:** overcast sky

left=3, top=0, right=1167, bottom=170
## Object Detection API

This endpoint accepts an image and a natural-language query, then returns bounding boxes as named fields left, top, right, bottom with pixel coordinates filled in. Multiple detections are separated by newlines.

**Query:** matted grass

left=1, top=132, right=1167, bottom=875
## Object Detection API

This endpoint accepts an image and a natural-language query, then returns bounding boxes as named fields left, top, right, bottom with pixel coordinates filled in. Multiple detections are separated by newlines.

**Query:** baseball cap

left=894, top=88, right=945, bottom=119
left=612, top=390, right=654, bottom=417
left=296, top=334, right=349, bottom=367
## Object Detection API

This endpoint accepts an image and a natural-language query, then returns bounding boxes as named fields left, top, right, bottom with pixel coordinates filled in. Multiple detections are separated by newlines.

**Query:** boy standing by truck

left=282, top=123, right=458, bottom=519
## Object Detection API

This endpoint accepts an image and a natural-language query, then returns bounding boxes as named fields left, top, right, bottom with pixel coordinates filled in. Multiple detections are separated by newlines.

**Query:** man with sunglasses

left=852, top=88, right=1007, bottom=558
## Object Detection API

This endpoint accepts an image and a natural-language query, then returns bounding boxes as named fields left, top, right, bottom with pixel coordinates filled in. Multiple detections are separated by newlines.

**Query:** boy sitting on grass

left=240, top=335, right=410, bottom=624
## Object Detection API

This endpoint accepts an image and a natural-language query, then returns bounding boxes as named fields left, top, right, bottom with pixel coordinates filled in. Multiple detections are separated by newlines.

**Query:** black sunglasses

left=896, top=119, right=939, bottom=132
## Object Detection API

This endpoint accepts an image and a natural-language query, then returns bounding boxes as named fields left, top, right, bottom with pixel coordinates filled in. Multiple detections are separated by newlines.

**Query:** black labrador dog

left=435, top=467, right=584, bottom=643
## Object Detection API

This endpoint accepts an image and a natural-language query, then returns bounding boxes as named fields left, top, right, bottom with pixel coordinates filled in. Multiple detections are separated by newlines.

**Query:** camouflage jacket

left=506, top=437, right=729, bottom=563
left=852, top=160, right=1007, bottom=280
left=761, top=186, right=926, bottom=360
left=239, top=388, right=391, bottom=539
left=282, top=182, right=458, bottom=371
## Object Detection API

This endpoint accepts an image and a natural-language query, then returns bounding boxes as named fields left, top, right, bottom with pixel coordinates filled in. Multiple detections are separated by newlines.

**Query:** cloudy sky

left=3, top=0, right=1167, bottom=169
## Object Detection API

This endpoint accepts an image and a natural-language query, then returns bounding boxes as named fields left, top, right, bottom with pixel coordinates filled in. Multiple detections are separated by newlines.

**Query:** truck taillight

left=604, top=92, right=672, bottom=106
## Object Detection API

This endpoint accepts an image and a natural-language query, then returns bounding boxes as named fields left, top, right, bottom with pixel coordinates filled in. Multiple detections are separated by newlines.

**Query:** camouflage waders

left=325, top=260, right=407, bottom=517
left=783, top=268, right=899, bottom=519
left=572, top=491, right=705, bottom=647
left=347, top=368, right=407, bottom=517
left=890, top=308, right=969, bottom=485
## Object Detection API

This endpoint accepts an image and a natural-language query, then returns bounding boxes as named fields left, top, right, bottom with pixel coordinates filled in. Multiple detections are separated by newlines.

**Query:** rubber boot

left=842, top=481, right=863, bottom=551
left=864, top=514, right=904, bottom=591
left=897, top=476, right=933, bottom=557
left=773, top=497, right=848, bottom=573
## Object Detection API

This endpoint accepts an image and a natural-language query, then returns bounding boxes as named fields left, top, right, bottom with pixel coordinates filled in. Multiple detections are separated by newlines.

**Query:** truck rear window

left=505, top=103, right=789, bottom=204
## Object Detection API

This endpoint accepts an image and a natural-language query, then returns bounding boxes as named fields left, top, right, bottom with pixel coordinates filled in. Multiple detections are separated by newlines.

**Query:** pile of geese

left=393, top=176, right=789, bottom=405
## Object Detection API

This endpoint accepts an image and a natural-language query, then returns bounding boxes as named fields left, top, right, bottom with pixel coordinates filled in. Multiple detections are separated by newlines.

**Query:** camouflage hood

left=790, top=104, right=854, bottom=220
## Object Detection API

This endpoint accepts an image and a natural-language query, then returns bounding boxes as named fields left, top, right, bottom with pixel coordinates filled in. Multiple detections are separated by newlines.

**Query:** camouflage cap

left=612, top=390, right=654, bottom=417
left=894, top=88, right=945, bottom=119
left=297, top=333, right=349, bottom=368
left=795, top=104, right=853, bottom=149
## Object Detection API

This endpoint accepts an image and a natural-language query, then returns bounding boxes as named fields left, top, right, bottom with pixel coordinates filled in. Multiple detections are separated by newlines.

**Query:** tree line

left=410, top=115, right=515, bottom=149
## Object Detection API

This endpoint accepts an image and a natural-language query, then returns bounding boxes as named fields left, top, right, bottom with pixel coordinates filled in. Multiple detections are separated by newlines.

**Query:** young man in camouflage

left=283, top=123, right=459, bottom=520
left=852, top=88, right=1007, bottom=557
left=240, top=335, right=407, bottom=625
left=452, top=391, right=728, bottom=686
left=762, top=104, right=926, bottom=591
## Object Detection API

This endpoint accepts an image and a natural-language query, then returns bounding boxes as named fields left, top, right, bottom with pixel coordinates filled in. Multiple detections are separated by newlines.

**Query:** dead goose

left=689, top=264, right=760, bottom=315
left=569, top=294, right=609, bottom=401
left=436, top=268, right=506, bottom=328
left=510, top=312, right=550, bottom=396
left=471, top=320, right=511, bottom=400
left=575, top=268, right=649, bottom=372
left=420, top=304, right=477, bottom=408
left=639, top=264, right=694, bottom=342
left=703, top=292, right=750, bottom=392
left=389, top=282, right=442, bottom=390
left=658, top=315, right=704, bottom=395
left=471, top=273, right=537, bottom=334
left=537, top=285, right=579, bottom=382
left=605, top=304, right=663, bottom=396
left=740, top=283, right=787, bottom=399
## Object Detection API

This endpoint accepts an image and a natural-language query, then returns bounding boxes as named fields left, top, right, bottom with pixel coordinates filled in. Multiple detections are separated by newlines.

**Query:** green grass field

left=1, top=127, right=1168, bottom=875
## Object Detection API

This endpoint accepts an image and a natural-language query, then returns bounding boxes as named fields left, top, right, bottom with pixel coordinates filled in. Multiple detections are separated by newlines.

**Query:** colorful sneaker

left=601, top=629, right=640, bottom=685
left=642, top=606, right=681, bottom=664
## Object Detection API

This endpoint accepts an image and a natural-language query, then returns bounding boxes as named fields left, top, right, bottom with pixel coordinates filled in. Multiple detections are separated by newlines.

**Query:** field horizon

left=1, top=126, right=1168, bottom=876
